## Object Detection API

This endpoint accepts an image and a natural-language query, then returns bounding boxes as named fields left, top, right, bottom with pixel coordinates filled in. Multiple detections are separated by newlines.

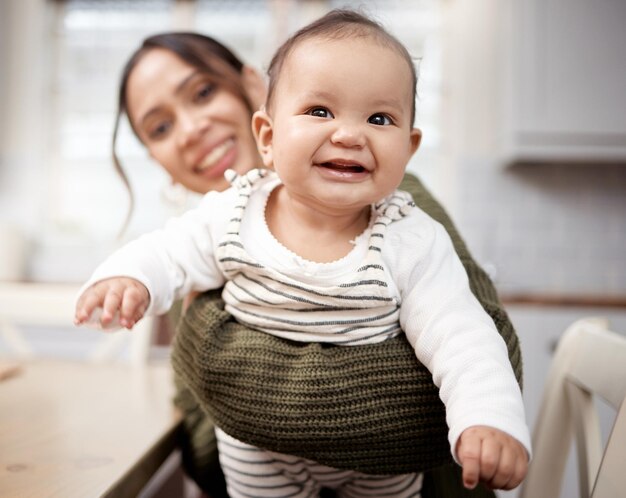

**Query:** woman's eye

left=194, top=82, right=215, bottom=102
left=368, top=113, right=392, bottom=126
left=308, top=107, right=333, bottom=118
left=148, top=121, right=172, bottom=140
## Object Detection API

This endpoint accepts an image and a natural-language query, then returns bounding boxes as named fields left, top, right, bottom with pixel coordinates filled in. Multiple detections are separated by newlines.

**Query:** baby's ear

left=409, top=128, right=422, bottom=155
left=252, top=107, right=274, bottom=169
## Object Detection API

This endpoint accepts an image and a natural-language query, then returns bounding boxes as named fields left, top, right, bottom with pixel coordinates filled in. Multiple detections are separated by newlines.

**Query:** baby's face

left=264, top=36, right=421, bottom=214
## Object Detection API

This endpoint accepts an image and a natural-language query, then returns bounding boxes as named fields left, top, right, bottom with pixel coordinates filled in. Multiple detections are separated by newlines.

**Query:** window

left=46, top=0, right=180, bottom=247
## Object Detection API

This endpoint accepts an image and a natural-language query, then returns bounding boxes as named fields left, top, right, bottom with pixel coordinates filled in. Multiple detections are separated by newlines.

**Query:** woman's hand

left=182, top=290, right=200, bottom=313
left=74, top=277, right=149, bottom=329
left=456, top=425, right=528, bottom=490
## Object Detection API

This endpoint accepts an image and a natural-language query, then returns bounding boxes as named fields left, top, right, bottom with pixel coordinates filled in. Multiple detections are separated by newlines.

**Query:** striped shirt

left=217, top=168, right=415, bottom=346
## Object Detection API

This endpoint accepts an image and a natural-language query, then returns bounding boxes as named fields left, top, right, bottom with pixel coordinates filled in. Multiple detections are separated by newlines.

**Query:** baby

left=76, top=9, right=530, bottom=498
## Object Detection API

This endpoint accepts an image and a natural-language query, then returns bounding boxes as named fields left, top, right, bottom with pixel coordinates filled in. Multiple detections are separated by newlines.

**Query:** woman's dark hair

left=112, top=32, right=252, bottom=234
left=266, top=9, right=417, bottom=125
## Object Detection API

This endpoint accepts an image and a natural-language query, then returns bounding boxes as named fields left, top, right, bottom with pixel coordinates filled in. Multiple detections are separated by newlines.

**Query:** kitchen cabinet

left=501, top=0, right=626, bottom=163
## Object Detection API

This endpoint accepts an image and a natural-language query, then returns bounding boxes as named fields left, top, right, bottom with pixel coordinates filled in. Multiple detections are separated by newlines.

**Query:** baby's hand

left=74, top=277, right=149, bottom=330
left=456, top=425, right=528, bottom=490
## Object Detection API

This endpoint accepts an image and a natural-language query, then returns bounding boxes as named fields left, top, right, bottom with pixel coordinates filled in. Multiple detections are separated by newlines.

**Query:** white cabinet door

left=502, top=0, right=626, bottom=162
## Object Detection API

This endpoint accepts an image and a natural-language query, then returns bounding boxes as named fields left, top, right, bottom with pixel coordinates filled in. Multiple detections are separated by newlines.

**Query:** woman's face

left=126, top=48, right=260, bottom=193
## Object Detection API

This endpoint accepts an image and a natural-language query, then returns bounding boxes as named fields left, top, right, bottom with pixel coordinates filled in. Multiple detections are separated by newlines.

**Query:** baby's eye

left=194, top=82, right=215, bottom=103
left=307, top=107, right=333, bottom=119
left=368, top=113, right=393, bottom=126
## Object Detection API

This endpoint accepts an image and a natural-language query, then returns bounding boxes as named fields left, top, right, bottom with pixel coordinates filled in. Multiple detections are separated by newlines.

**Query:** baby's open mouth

left=319, top=162, right=366, bottom=173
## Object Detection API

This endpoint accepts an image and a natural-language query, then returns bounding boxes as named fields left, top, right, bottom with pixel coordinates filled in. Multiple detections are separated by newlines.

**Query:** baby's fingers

left=482, top=438, right=509, bottom=489
left=74, top=278, right=149, bottom=330
left=482, top=436, right=505, bottom=484
left=458, top=427, right=529, bottom=491
left=101, top=286, right=124, bottom=325
left=457, top=431, right=482, bottom=489
left=510, top=450, right=529, bottom=489
left=119, top=284, right=149, bottom=328
left=491, top=445, right=527, bottom=490
left=75, top=288, right=105, bottom=324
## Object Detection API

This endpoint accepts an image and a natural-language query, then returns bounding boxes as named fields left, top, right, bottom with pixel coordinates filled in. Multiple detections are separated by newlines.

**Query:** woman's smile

left=194, top=137, right=237, bottom=177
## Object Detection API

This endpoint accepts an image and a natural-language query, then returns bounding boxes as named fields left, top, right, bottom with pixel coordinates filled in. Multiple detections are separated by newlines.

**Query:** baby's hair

left=266, top=9, right=417, bottom=125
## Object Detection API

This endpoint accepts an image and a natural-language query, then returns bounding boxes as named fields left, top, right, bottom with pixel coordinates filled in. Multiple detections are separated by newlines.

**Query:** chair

left=520, top=318, right=626, bottom=498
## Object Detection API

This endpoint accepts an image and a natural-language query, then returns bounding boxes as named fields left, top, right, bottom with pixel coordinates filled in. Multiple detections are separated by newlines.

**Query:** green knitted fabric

left=171, top=173, right=521, bottom=494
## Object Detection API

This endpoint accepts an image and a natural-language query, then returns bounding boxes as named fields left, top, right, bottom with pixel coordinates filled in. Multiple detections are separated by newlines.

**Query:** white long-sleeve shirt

left=82, top=171, right=531, bottom=460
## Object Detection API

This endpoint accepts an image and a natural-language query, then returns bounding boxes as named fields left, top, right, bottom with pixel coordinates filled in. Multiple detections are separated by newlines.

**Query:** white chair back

left=520, top=318, right=626, bottom=498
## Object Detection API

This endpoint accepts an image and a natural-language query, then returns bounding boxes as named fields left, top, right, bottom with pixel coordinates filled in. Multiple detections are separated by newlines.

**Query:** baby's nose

left=330, top=123, right=366, bottom=148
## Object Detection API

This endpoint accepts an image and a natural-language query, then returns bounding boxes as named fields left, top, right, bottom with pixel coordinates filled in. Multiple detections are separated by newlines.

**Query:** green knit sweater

left=171, top=173, right=522, bottom=498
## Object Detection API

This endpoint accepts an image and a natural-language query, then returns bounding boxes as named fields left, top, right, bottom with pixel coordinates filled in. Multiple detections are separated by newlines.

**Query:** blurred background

left=1, top=0, right=446, bottom=282
left=1, top=2, right=625, bottom=497
left=1, top=0, right=624, bottom=295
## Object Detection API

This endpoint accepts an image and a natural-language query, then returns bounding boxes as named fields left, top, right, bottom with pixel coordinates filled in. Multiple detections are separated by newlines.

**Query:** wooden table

left=0, top=360, right=182, bottom=497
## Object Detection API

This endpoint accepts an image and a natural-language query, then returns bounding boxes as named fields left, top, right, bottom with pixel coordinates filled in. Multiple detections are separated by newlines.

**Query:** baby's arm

left=391, top=212, right=531, bottom=489
left=74, top=277, right=149, bottom=329
left=74, top=190, right=231, bottom=329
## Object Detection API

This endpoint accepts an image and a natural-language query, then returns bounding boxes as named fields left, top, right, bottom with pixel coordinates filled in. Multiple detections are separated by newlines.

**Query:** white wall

left=1, top=0, right=624, bottom=295
left=440, top=0, right=626, bottom=298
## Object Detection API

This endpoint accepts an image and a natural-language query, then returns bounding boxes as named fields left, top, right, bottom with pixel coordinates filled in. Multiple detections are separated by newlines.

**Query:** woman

left=113, top=32, right=521, bottom=498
